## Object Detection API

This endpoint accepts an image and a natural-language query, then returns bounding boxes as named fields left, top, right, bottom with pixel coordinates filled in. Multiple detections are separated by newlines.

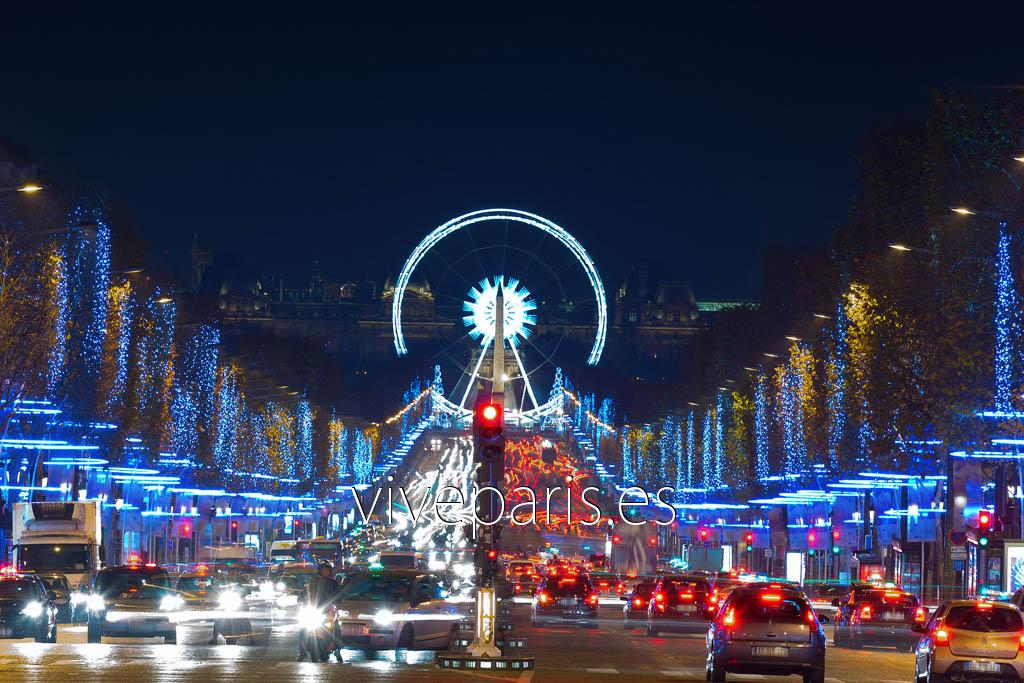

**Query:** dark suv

left=531, top=575, right=599, bottom=628
left=647, top=574, right=717, bottom=636
left=707, top=586, right=826, bottom=683
left=833, top=588, right=925, bottom=650
left=87, top=562, right=179, bottom=643
left=0, top=571, right=57, bottom=641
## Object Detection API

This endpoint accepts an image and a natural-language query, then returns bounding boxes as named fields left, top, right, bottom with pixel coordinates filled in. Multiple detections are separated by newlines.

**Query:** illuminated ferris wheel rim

left=391, top=208, right=608, bottom=365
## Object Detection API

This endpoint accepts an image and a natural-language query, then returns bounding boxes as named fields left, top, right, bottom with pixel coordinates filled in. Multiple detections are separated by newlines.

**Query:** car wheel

left=34, top=621, right=49, bottom=643
left=646, top=625, right=658, bottom=637
left=709, top=656, right=726, bottom=682
left=87, top=619, right=102, bottom=643
left=397, top=624, right=414, bottom=649
left=803, top=668, right=824, bottom=683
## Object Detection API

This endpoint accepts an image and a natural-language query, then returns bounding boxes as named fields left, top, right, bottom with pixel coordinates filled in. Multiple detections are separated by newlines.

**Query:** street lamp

left=0, top=182, right=46, bottom=195
left=951, top=207, right=977, bottom=216
left=888, top=243, right=913, bottom=252
left=155, top=296, right=174, bottom=304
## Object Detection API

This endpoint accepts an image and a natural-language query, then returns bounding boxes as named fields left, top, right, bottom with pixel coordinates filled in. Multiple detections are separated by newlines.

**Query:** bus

left=295, top=538, right=343, bottom=565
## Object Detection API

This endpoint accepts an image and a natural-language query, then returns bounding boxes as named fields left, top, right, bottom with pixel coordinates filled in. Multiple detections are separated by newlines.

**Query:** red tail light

left=761, top=593, right=782, bottom=603
left=1018, top=634, right=1024, bottom=652
left=806, top=610, right=817, bottom=625
left=914, top=607, right=926, bottom=623
left=860, top=605, right=872, bottom=620
left=587, top=593, right=599, bottom=606
left=537, top=592, right=550, bottom=605
left=722, top=608, right=736, bottom=627
left=514, top=584, right=522, bottom=593
left=633, top=597, right=644, bottom=607
left=680, top=592, right=694, bottom=602
left=655, top=592, right=665, bottom=603
left=709, top=593, right=719, bottom=605
left=933, top=628, right=949, bottom=646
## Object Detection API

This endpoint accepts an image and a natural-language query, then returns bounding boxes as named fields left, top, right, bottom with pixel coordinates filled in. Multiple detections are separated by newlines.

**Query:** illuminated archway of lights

left=392, top=209, right=608, bottom=424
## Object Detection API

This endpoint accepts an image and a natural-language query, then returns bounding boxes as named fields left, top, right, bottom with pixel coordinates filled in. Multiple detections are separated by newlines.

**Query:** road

left=0, top=603, right=915, bottom=682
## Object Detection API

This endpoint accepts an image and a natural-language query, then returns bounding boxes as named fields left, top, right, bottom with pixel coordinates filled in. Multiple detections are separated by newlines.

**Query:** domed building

left=381, top=272, right=434, bottom=320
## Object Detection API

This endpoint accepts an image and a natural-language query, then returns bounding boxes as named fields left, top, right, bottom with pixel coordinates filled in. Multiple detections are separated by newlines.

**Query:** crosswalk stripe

left=662, top=669, right=702, bottom=678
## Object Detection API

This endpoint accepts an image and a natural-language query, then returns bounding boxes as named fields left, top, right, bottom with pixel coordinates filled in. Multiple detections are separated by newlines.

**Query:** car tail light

left=587, top=593, right=599, bottom=606
left=537, top=592, right=550, bottom=605
left=933, top=628, right=949, bottom=646
left=655, top=592, right=665, bottom=603
left=761, top=593, right=782, bottom=603
left=806, top=610, right=817, bottom=625
left=514, top=584, right=522, bottom=593
left=633, top=597, right=644, bottom=607
left=617, top=583, right=625, bottom=593
left=977, top=601, right=994, bottom=610
left=860, top=605, right=872, bottom=620
left=680, top=592, right=694, bottom=602
left=709, top=593, right=719, bottom=605
left=1018, top=634, right=1024, bottom=652
left=722, top=608, right=736, bottom=627
left=914, top=607, right=926, bottom=623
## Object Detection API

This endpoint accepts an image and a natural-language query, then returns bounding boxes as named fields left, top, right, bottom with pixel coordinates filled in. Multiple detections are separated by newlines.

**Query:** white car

left=335, top=569, right=459, bottom=649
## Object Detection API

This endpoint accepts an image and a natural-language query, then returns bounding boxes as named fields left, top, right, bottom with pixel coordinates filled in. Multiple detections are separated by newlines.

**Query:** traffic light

left=699, top=527, right=709, bottom=542
left=978, top=510, right=993, bottom=547
left=649, top=537, right=658, bottom=547
left=612, top=534, right=622, bottom=544
left=831, top=529, right=841, bottom=555
left=744, top=532, right=754, bottom=552
left=480, top=547, right=500, bottom=583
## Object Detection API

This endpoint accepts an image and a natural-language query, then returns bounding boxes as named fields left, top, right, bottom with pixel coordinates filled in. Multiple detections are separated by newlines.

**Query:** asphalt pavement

left=0, top=603, right=916, bottom=682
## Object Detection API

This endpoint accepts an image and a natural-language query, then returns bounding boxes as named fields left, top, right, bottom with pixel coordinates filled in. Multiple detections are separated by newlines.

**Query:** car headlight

left=298, top=605, right=327, bottom=630
left=373, top=609, right=395, bottom=626
left=21, top=601, right=44, bottom=618
left=70, top=592, right=89, bottom=606
left=218, top=590, right=242, bottom=612
left=86, top=594, right=106, bottom=612
left=276, top=593, right=298, bottom=608
left=160, top=594, right=185, bottom=612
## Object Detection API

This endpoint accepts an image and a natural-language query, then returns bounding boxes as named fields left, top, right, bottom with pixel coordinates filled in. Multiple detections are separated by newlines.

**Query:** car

left=707, top=585, right=826, bottom=683
left=512, top=573, right=542, bottom=598
left=506, top=560, right=537, bottom=582
left=531, top=575, right=599, bottom=628
left=268, top=563, right=319, bottom=607
left=334, top=569, right=459, bottom=650
left=647, top=574, right=718, bottom=636
left=623, top=580, right=656, bottom=629
left=377, top=551, right=427, bottom=571
left=832, top=588, right=926, bottom=650
left=0, top=569, right=58, bottom=641
left=86, top=561, right=180, bottom=643
left=35, top=572, right=72, bottom=622
left=914, top=599, right=1024, bottom=683
left=590, top=571, right=626, bottom=598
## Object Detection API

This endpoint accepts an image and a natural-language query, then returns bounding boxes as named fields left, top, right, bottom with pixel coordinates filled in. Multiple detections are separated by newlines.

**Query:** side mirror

left=831, top=598, right=840, bottom=607
left=911, top=622, right=927, bottom=634
left=817, top=614, right=830, bottom=624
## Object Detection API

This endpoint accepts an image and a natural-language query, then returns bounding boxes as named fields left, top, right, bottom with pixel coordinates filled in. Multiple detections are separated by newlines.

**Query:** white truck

left=13, top=501, right=102, bottom=590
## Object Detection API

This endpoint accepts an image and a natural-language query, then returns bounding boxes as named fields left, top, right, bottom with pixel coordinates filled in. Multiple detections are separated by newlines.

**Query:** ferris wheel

left=391, top=209, right=608, bottom=424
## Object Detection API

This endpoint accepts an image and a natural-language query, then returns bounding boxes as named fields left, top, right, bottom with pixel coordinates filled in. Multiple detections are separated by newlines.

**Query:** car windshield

left=176, top=576, right=219, bottom=591
left=632, top=582, right=655, bottom=597
left=279, top=572, right=316, bottom=589
left=379, top=555, right=417, bottom=569
left=733, top=593, right=809, bottom=623
left=663, top=579, right=709, bottom=596
left=96, top=570, right=170, bottom=596
left=40, top=576, right=70, bottom=592
left=18, top=544, right=91, bottom=573
left=945, top=605, right=1023, bottom=632
left=338, top=574, right=414, bottom=602
left=0, top=580, right=39, bottom=599
left=545, top=578, right=591, bottom=597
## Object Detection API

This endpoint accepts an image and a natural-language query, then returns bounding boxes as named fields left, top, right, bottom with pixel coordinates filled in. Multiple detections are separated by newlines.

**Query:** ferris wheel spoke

left=458, top=335, right=492, bottom=409
left=509, top=342, right=540, bottom=411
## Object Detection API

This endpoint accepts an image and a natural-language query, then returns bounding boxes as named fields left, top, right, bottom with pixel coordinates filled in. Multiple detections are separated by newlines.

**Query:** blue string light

left=827, top=299, right=847, bottom=470
left=754, top=371, right=769, bottom=482
left=995, top=221, right=1014, bottom=412
left=712, top=392, right=725, bottom=488
left=686, top=410, right=695, bottom=490
left=353, top=430, right=373, bottom=485
left=702, top=408, right=712, bottom=489
left=621, top=425, right=634, bottom=484
left=294, top=399, right=313, bottom=482
left=212, top=366, right=239, bottom=472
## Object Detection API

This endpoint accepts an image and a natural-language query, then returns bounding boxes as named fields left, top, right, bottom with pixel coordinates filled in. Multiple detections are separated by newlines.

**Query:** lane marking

left=586, top=668, right=619, bottom=674
left=662, top=670, right=703, bottom=678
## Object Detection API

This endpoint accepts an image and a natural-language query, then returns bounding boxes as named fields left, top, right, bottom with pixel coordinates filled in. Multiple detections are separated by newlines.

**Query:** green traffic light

left=979, top=536, right=990, bottom=547
left=832, top=545, right=841, bottom=554
left=808, top=549, right=815, bottom=556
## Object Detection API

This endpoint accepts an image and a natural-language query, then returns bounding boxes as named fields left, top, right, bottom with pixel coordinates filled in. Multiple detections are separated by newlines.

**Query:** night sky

left=4, top=6, right=1024, bottom=298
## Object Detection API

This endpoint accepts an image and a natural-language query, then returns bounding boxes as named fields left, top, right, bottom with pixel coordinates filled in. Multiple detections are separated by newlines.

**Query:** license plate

left=882, top=611, right=902, bottom=621
left=676, top=605, right=697, bottom=614
left=965, top=661, right=1001, bottom=673
left=752, top=646, right=789, bottom=657
left=559, top=598, right=577, bottom=607
left=341, top=623, right=365, bottom=636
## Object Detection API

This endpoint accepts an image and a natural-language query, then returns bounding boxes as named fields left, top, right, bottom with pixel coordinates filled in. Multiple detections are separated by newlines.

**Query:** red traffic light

left=181, top=523, right=191, bottom=536
left=486, top=549, right=498, bottom=560
left=649, top=537, right=658, bottom=546
left=479, top=402, right=502, bottom=425
left=699, top=528, right=709, bottom=540
left=612, top=535, right=622, bottom=544
left=745, top=532, right=754, bottom=543
left=832, top=530, right=841, bottom=540
left=807, top=531, right=816, bottom=544
left=979, top=511, right=992, bottom=527
left=231, top=521, right=238, bottom=530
